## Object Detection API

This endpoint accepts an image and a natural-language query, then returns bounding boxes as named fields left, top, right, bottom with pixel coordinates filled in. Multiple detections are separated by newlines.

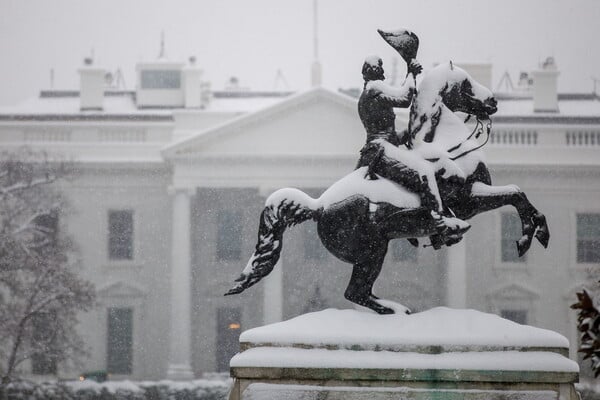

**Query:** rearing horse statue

left=225, top=62, right=549, bottom=315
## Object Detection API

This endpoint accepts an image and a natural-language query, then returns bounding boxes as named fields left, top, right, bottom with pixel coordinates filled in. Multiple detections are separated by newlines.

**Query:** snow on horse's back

left=319, top=167, right=420, bottom=210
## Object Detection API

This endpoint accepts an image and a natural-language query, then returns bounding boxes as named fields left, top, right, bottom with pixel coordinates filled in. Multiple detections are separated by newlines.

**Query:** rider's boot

left=429, top=211, right=470, bottom=249
left=419, top=186, right=470, bottom=247
left=372, top=154, right=470, bottom=247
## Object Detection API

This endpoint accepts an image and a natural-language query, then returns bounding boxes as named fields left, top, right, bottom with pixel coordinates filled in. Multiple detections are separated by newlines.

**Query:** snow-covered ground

left=66, top=377, right=231, bottom=394
left=5, top=376, right=232, bottom=400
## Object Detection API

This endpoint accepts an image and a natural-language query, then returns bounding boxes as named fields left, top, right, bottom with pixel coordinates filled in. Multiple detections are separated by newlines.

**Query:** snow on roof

left=0, top=90, right=292, bottom=118
left=162, top=86, right=358, bottom=157
left=0, top=93, right=149, bottom=115
left=2, top=88, right=599, bottom=121
left=208, top=95, right=286, bottom=113
left=496, top=97, right=600, bottom=117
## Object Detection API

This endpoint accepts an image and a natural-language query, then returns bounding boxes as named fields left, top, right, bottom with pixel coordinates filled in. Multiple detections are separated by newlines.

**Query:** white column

left=446, top=240, right=467, bottom=308
left=262, top=261, right=283, bottom=324
left=166, top=187, right=195, bottom=380
left=258, top=186, right=284, bottom=324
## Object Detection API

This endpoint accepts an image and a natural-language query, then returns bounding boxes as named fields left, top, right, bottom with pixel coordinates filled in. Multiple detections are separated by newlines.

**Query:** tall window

left=501, top=213, right=526, bottom=263
left=140, top=70, right=181, bottom=89
left=577, top=213, right=600, bottom=263
left=500, top=309, right=528, bottom=325
left=391, top=239, right=418, bottom=263
left=216, top=308, right=241, bottom=372
left=304, top=222, right=327, bottom=260
left=107, top=307, right=133, bottom=375
left=217, top=210, right=242, bottom=260
left=31, top=312, right=57, bottom=375
left=32, top=213, right=59, bottom=375
left=108, top=210, right=134, bottom=260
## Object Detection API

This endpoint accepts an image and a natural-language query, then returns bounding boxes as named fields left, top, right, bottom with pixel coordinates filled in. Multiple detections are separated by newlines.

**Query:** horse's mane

left=407, top=63, right=482, bottom=154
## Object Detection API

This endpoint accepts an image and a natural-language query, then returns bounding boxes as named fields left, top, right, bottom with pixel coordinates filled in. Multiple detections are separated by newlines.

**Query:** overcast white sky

left=0, top=0, right=599, bottom=105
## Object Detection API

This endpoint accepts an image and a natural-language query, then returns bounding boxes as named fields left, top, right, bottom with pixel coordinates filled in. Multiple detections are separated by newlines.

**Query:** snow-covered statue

left=226, top=29, right=550, bottom=315
left=357, top=30, right=468, bottom=250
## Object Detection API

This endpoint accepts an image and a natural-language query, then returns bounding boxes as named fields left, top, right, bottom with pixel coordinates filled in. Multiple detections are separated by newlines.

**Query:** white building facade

left=0, top=57, right=599, bottom=380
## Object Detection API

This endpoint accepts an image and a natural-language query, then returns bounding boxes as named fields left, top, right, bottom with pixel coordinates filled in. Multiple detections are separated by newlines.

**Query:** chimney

left=182, top=56, right=206, bottom=108
left=532, top=57, right=559, bottom=113
left=78, top=57, right=105, bottom=111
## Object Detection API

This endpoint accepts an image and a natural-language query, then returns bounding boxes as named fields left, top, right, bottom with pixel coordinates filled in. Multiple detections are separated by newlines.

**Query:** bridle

left=447, top=115, right=492, bottom=161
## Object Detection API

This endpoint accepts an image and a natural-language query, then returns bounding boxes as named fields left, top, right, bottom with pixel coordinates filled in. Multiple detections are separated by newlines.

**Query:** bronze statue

left=225, top=29, right=549, bottom=315
left=357, top=29, right=469, bottom=249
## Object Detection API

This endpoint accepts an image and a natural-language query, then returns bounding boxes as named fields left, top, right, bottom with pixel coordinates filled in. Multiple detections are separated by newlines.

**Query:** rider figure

left=356, top=56, right=469, bottom=246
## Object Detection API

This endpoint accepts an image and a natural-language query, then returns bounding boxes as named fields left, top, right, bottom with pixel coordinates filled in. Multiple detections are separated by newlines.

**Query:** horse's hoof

left=533, top=213, right=550, bottom=248
left=351, top=297, right=395, bottom=315
left=376, top=306, right=395, bottom=315
left=367, top=298, right=395, bottom=315
left=516, top=236, right=532, bottom=257
left=535, top=228, right=550, bottom=248
left=224, top=285, right=244, bottom=296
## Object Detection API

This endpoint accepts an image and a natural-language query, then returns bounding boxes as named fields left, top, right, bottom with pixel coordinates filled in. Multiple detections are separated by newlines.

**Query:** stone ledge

left=232, top=366, right=578, bottom=384
left=240, top=341, right=569, bottom=357
left=242, top=382, right=573, bottom=400
left=231, top=347, right=578, bottom=384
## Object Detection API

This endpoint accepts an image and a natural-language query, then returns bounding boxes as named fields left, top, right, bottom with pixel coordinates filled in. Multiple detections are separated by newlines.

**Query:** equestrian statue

left=225, top=29, right=549, bottom=315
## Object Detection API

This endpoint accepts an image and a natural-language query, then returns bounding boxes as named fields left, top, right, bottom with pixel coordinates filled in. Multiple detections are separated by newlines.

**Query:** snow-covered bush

left=572, top=287, right=600, bottom=377
left=3, top=379, right=230, bottom=400
left=577, top=380, right=600, bottom=400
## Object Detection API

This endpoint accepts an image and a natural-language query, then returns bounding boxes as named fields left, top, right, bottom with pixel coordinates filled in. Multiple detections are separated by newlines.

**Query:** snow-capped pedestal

left=229, top=307, right=579, bottom=400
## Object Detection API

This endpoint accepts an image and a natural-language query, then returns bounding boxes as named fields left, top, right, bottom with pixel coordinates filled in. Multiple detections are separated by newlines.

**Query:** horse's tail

left=225, top=188, right=320, bottom=296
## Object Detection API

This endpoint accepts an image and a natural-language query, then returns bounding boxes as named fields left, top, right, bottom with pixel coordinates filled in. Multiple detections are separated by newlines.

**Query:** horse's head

left=426, top=62, right=497, bottom=120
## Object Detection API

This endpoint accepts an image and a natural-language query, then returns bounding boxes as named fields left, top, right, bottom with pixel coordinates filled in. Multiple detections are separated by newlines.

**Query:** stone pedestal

left=229, top=307, right=579, bottom=399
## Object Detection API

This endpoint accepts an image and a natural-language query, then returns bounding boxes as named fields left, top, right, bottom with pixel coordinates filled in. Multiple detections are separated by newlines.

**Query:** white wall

left=64, top=164, right=172, bottom=380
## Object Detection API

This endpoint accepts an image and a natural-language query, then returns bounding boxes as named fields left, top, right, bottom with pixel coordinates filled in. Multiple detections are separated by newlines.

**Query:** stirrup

left=429, top=232, right=464, bottom=249
left=430, top=211, right=470, bottom=249
left=432, top=211, right=470, bottom=233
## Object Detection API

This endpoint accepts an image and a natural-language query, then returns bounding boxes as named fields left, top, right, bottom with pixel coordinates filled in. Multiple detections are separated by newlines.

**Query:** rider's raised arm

left=367, top=76, right=416, bottom=108
left=379, top=75, right=416, bottom=108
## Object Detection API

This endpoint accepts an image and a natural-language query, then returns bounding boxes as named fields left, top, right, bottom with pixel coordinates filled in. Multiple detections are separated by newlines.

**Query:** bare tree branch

left=0, top=148, right=95, bottom=385
left=0, top=175, right=56, bottom=196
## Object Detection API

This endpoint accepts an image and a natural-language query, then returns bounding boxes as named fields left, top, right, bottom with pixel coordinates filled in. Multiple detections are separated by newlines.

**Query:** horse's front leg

left=462, top=182, right=549, bottom=256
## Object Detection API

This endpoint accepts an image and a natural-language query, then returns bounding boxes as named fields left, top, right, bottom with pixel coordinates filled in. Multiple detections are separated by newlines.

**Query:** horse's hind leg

left=344, top=247, right=394, bottom=314
left=468, top=182, right=550, bottom=256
